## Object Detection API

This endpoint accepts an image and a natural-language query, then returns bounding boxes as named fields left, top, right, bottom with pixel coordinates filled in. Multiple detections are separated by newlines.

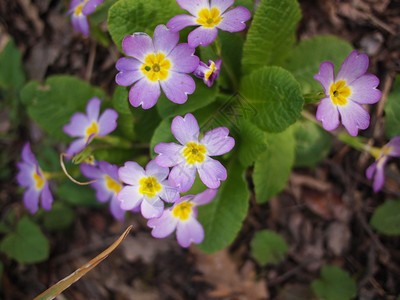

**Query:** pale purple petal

left=66, top=138, right=86, bottom=156
left=98, top=161, right=119, bottom=180
left=24, top=188, right=40, bottom=214
left=145, top=159, right=169, bottom=181
left=110, top=195, right=126, bottom=221
left=365, top=161, right=377, bottom=180
left=117, top=185, right=143, bottom=210
left=366, top=158, right=387, bottom=192
left=115, top=58, right=144, bottom=86
left=82, top=0, right=102, bottom=15
left=21, top=143, right=37, bottom=166
left=176, top=0, right=209, bottom=16
left=167, top=14, right=198, bottom=32
left=148, top=209, right=178, bottom=238
left=200, top=127, right=235, bottom=156
left=63, top=112, right=89, bottom=137
left=118, top=161, right=145, bottom=185
left=129, top=78, right=161, bottom=109
left=188, top=27, right=218, bottom=48
left=122, top=33, right=155, bottom=63
left=169, top=164, right=197, bottom=193
left=40, top=183, right=53, bottom=211
left=141, top=197, right=164, bottom=219
left=160, top=72, right=196, bottom=104
left=98, top=109, right=118, bottom=136
left=336, top=51, right=369, bottom=84
left=314, top=62, right=335, bottom=95
left=17, top=163, right=35, bottom=188
left=168, top=43, right=199, bottom=73
left=159, top=184, right=180, bottom=203
left=176, top=217, right=204, bottom=247
left=192, top=188, right=218, bottom=206
left=348, top=74, right=381, bottom=105
left=71, top=14, right=89, bottom=36
left=81, top=163, right=103, bottom=179
left=338, top=101, right=370, bottom=136
left=70, top=0, right=82, bottom=9
left=316, top=97, right=340, bottom=131
left=154, top=142, right=185, bottom=167
left=216, top=6, right=251, bottom=33
left=197, top=157, right=227, bottom=189
left=153, top=25, right=179, bottom=56
left=387, top=136, right=400, bottom=157
left=171, top=113, right=200, bottom=145
left=193, top=61, right=209, bottom=79
left=86, top=97, right=101, bottom=121
left=92, top=181, right=111, bottom=203
left=211, top=0, right=234, bottom=13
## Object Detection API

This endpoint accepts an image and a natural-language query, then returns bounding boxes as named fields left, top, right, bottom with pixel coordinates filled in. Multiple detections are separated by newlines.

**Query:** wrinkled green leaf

left=242, top=0, right=301, bottom=73
left=253, top=128, right=295, bottom=203
left=112, top=86, right=135, bottom=139
left=370, top=200, right=400, bottom=235
left=251, top=230, right=288, bottom=265
left=240, top=66, right=304, bottom=133
left=0, top=217, right=49, bottom=263
left=43, top=203, right=76, bottom=231
left=237, top=119, right=267, bottom=167
left=385, top=75, right=400, bottom=138
left=0, top=39, right=25, bottom=90
left=311, top=265, right=357, bottom=300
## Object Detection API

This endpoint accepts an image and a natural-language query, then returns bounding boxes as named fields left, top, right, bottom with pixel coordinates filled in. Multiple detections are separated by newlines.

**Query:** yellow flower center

left=85, top=121, right=99, bottom=142
left=205, top=62, right=216, bottom=81
left=105, top=175, right=122, bottom=194
left=74, top=4, right=84, bottom=15
left=139, top=176, right=162, bottom=198
left=329, top=80, right=351, bottom=106
left=197, top=7, right=223, bottom=28
left=183, top=142, right=207, bottom=164
left=172, top=201, right=194, bottom=221
left=33, top=170, right=45, bottom=190
left=141, top=53, right=171, bottom=82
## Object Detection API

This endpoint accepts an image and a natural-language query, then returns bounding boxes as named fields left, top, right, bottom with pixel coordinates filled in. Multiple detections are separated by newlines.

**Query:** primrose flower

left=366, top=136, right=400, bottom=192
left=63, top=97, right=118, bottom=156
left=16, top=143, right=53, bottom=214
left=147, top=189, right=217, bottom=248
left=117, top=160, right=179, bottom=219
left=154, top=113, right=235, bottom=192
left=314, top=50, right=381, bottom=136
left=81, top=161, right=127, bottom=221
left=193, top=59, right=221, bottom=87
left=68, top=0, right=103, bottom=36
left=115, top=25, right=200, bottom=109
left=167, top=0, right=251, bottom=47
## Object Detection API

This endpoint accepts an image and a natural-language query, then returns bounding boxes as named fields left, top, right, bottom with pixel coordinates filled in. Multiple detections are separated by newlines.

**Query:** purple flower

left=81, top=161, right=127, bottom=221
left=154, top=113, right=235, bottom=192
left=147, top=189, right=217, bottom=247
left=115, top=25, right=200, bottom=109
left=16, top=143, right=53, bottom=214
left=193, top=59, right=221, bottom=87
left=167, top=0, right=251, bottom=47
left=63, top=97, right=118, bottom=156
left=314, top=50, right=381, bottom=136
left=366, top=136, right=400, bottom=192
left=117, top=160, right=180, bottom=219
left=68, top=0, right=103, bottom=36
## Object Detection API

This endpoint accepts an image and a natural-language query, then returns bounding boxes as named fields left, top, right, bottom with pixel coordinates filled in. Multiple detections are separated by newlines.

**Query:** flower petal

left=387, top=136, right=400, bottom=157
left=313, top=61, right=335, bottom=95
left=98, top=161, right=119, bottom=180
left=145, top=159, right=169, bottom=181
left=167, top=14, right=198, bottom=32
left=217, top=6, right=251, bottom=32
left=115, top=58, right=144, bottom=86
left=63, top=112, right=89, bottom=137
left=200, top=127, right=235, bottom=156
left=40, top=183, right=53, bottom=211
left=316, top=97, right=340, bottom=131
left=160, top=72, right=196, bottom=104
left=192, top=188, right=218, bottom=206
left=122, top=33, right=155, bottom=63
left=366, top=158, right=387, bottom=192
left=109, top=195, right=126, bottom=221
left=17, top=162, right=35, bottom=188
left=197, top=157, right=227, bottom=189
left=168, top=43, right=199, bottom=73
left=82, top=0, right=102, bottom=15
left=336, top=50, right=369, bottom=84
left=98, top=109, right=118, bottom=136
left=148, top=209, right=178, bottom=238
left=86, top=97, right=101, bottom=121
left=118, top=161, right=145, bottom=185
left=348, top=74, right=381, bottom=105
left=176, top=217, right=204, bottom=247
left=80, top=163, right=103, bottom=179
left=129, top=78, right=161, bottom=109
left=159, top=183, right=180, bottom=203
left=21, top=143, right=37, bottom=165
left=153, top=24, right=179, bottom=56
left=117, top=185, right=143, bottom=210
left=154, top=142, right=185, bottom=167
left=92, top=181, right=111, bottom=203
left=171, top=113, right=200, bottom=145
left=66, top=138, right=86, bottom=156
left=71, top=14, right=89, bottom=36
left=176, top=0, right=209, bottom=16
left=168, top=164, right=197, bottom=193
left=210, top=0, right=234, bottom=13
left=338, top=101, right=370, bottom=136
left=141, top=197, right=164, bottom=219
left=24, top=188, right=40, bottom=214
left=188, top=26, right=218, bottom=48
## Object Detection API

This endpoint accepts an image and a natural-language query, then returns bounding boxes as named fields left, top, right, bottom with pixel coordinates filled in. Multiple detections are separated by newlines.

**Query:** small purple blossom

left=167, top=0, right=251, bottom=47
left=68, top=0, right=103, bottom=36
left=117, top=160, right=180, bottom=219
left=115, top=25, right=200, bottom=109
left=16, top=143, right=53, bottom=214
left=314, top=50, right=381, bottom=136
left=81, top=161, right=127, bottom=221
left=366, top=136, right=400, bottom=192
left=154, top=113, right=235, bottom=193
left=147, top=189, right=217, bottom=248
left=193, top=59, right=221, bottom=87
left=63, top=97, right=118, bottom=156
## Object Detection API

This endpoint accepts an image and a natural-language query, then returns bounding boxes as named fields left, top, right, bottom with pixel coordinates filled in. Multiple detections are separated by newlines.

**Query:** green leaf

left=132, top=106, right=161, bottom=143
left=150, top=117, right=175, bottom=158
left=253, top=128, right=295, bottom=203
left=0, top=217, right=49, bottom=263
left=242, top=0, right=301, bottom=73
left=370, top=200, right=400, bottom=235
left=20, top=75, right=105, bottom=142
left=384, top=75, right=400, bottom=138
left=112, top=86, right=135, bottom=139
left=311, top=265, right=357, bottom=300
left=240, top=66, right=304, bottom=133
left=107, top=0, right=181, bottom=52
left=43, top=203, right=76, bottom=231
left=0, top=261, right=3, bottom=284
left=197, top=160, right=249, bottom=253
left=90, top=0, right=118, bottom=25
left=156, top=78, right=218, bottom=119
left=251, top=230, right=288, bottom=265
left=293, top=118, right=331, bottom=167
left=283, top=36, right=353, bottom=93
left=237, top=119, right=267, bottom=167
left=57, top=181, right=101, bottom=207
left=0, top=39, right=25, bottom=90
